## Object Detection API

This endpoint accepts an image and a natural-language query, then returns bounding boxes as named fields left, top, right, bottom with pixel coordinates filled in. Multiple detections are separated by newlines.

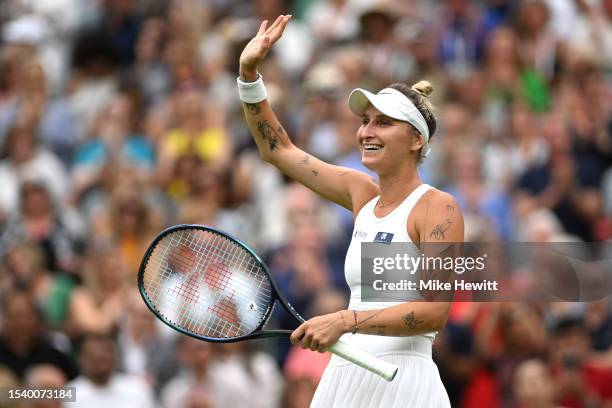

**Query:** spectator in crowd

left=24, top=364, right=68, bottom=408
left=71, top=92, right=156, bottom=209
left=117, top=288, right=170, bottom=385
left=67, top=241, right=130, bottom=336
left=549, top=315, right=612, bottom=408
left=156, top=87, right=232, bottom=197
left=89, top=181, right=160, bottom=278
left=0, top=242, right=75, bottom=329
left=513, top=358, right=558, bottom=408
left=0, top=290, right=77, bottom=381
left=66, top=334, right=154, bottom=408
left=1, top=180, right=84, bottom=275
left=160, top=337, right=224, bottom=408
left=0, top=121, right=68, bottom=218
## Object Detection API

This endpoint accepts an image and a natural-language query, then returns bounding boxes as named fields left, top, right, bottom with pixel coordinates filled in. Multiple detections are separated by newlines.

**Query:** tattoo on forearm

left=355, top=310, right=385, bottom=328
left=369, top=325, right=387, bottom=335
left=245, top=103, right=261, bottom=115
left=402, top=311, right=424, bottom=329
left=312, top=169, right=319, bottom=176
left=430, top=219, right=452, bottom=240
left=299, top=155, right=310, bottom=165
left=256, top=121, right=279, bottom=151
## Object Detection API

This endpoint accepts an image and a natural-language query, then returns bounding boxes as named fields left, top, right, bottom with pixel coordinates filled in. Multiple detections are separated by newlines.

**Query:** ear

left=409, top=132, right=425, bottom=153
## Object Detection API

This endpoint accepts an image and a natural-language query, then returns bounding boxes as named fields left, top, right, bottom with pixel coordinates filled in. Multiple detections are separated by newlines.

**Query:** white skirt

left=310, top=351, right=451, bottom=408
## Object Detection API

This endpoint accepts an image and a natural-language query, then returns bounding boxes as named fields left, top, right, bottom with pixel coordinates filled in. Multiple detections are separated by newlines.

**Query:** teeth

left=364, top=144, right=382, bottom=151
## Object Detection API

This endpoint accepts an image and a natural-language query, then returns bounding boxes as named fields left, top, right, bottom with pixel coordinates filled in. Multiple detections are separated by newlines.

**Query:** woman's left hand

left=290, top=310, right=352, bottom=353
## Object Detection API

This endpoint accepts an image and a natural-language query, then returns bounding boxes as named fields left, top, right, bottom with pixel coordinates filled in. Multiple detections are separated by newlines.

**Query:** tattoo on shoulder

left=256, top=121, right=279, bottom=151
left=430, top=219, right=452, bottom=240
left=245, top=103, right=261, bottom=115
left=299, top=155, right=310, bottom=165
left=402, top=311, right=424, bottom=330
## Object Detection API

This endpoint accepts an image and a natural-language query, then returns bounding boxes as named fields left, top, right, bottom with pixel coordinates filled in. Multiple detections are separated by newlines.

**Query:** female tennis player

left=237, top=15, right=461, bottom=407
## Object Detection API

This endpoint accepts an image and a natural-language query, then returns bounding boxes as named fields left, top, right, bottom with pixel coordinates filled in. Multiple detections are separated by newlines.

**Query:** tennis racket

left=138, top=224, right=398, bottom=381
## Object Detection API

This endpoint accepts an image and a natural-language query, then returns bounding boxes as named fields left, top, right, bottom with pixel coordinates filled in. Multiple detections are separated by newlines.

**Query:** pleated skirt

left=310, top=352, right=451, bottom=408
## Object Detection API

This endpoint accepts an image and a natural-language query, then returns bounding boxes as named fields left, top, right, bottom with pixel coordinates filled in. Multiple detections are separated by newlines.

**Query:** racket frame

left=138, top=224, right=305, bottom=343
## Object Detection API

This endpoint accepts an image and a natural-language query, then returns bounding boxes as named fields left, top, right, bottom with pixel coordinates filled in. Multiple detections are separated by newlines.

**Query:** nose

left=358, top=122, right=376, bottom=143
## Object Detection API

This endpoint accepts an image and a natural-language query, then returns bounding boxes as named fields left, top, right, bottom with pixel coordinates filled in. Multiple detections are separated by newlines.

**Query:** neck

left=376, top=165, right=422, bottom=206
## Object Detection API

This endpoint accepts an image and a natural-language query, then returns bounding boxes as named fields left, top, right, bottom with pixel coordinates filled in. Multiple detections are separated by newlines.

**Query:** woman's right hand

left=239, top=14, right=291, bottom=80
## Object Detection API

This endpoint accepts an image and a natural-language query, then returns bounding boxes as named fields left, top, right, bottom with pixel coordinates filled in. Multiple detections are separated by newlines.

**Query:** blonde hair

left=388, top=80, right=437, bottom=163
left=411, top=80, right=436, bottom=113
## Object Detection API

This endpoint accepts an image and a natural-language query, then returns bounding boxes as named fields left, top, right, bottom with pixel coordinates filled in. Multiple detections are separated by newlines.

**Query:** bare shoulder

left=408, top=187, right=464, bottom=243
left=348, top=172, right=379, bottom=219
left=422, top=188, right=460, bottom=209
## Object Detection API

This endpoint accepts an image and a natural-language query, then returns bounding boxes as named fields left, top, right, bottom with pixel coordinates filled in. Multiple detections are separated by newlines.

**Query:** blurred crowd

left=0, top=0, right=610, bottom=407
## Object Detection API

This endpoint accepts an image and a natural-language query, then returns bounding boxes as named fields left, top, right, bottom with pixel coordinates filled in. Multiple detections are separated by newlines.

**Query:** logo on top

left=373, top=232, right=394, bottom=244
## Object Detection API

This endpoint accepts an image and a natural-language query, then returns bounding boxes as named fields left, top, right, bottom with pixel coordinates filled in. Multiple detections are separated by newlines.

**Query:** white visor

left=348, top=87, right=431, bottom=158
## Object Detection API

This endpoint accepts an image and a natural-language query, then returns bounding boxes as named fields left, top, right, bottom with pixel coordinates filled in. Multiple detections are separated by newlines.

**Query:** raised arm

left=238, top=16, right=378, bottom=213
left=291, top=190, right=464, bottom=352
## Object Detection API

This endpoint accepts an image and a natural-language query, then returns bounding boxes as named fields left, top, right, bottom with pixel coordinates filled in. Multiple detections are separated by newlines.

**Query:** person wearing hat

left=237, top=15, right=459, bottom=407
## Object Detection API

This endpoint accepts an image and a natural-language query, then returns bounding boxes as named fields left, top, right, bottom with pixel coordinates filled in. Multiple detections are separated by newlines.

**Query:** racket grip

left=329, top=340, right=398, bottom=382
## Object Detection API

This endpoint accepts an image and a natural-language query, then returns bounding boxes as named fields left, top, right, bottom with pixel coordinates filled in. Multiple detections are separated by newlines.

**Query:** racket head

left=138, top=224, right=281, bottom=342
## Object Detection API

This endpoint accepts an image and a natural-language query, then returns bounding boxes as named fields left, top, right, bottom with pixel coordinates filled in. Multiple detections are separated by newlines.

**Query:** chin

left=361, top=156, right=381, bottom=172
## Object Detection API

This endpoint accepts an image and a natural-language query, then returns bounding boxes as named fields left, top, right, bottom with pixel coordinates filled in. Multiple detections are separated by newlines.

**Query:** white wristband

left=237, top=73, right=267, bottom=104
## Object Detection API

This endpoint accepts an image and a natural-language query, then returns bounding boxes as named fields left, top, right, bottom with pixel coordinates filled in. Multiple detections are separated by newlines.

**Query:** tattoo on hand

left=340, top=311, right=352, bottom=331
left=245, top=103, right=261, bottom=115
left=402, top=311, right=424, bottom=330
left=299, top=155, right=310, bottom=165
left=430, top=219, right=452, bottom=240
left=256, top=121, right=279, bottom=151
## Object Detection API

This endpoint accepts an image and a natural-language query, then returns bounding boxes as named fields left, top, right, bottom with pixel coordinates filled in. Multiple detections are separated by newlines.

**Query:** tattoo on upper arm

left=430, top=219, right=452, bottom=240
left=256, top=121, right=279, bottom=151
left=245, top=103, right=261, bottom=115
left=402, top=311, right=424, bottom=330
left=299, top=155, right=310, bottom=165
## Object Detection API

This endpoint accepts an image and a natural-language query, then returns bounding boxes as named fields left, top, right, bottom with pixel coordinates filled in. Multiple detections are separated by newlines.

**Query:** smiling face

left=356, top=104, right=423, bottom=174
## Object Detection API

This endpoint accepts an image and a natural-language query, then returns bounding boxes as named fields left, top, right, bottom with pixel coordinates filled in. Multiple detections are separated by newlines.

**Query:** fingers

left=257, top=20, right=268, bottom=36
left=290, top=324, right=306, bottom=345
left=265, top=15, right=283, bottom=33
left=265, top=14, right=287, bottom=34
left=267, top=15, right=292, bottom=44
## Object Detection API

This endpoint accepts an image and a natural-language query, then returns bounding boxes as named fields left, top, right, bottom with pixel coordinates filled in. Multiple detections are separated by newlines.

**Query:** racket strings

left=142, top=229, right=272, bottom=339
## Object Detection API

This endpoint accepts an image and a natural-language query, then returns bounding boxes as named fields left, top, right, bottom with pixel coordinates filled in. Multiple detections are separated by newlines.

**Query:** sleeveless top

left=333, top=183, right=435, bottom=362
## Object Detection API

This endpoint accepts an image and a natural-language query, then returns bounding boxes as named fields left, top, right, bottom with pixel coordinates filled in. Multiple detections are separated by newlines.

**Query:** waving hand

left=239, top=15, right=292, bottom=80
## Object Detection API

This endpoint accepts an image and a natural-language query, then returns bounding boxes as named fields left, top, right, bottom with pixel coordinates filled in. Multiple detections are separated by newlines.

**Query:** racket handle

left=329, top=340, right=398, bottom=382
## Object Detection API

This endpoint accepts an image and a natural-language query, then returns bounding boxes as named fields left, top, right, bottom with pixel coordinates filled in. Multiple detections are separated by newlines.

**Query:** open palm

left=239, top=15, right=291, bottom=76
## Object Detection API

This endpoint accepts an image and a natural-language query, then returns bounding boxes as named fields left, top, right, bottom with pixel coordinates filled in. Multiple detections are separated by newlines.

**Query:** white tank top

left=333, top=183, right=435, bottom=363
